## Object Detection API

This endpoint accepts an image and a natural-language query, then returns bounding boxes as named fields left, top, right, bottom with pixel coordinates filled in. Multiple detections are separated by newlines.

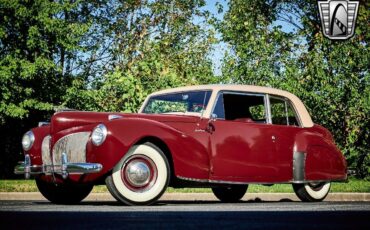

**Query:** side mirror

left=210, top=113, right=217, bottom=122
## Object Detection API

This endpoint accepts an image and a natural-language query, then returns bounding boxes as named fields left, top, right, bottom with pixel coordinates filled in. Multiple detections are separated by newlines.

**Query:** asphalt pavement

left=1, top=193, right=370, bottom=229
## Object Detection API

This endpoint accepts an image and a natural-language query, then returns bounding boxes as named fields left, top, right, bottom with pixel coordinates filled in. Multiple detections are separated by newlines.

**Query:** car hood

left=50, top=111, right=200, bottom=134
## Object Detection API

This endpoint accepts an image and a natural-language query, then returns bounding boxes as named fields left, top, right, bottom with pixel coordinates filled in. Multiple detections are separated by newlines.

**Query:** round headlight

left=91, top=124, right=107, bottom=146
left=22, top=131, right=35, bottom=151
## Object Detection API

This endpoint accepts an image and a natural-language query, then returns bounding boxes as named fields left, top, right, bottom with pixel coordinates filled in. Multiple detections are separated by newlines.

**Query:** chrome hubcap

left=125, top=161, right=151, bottom=187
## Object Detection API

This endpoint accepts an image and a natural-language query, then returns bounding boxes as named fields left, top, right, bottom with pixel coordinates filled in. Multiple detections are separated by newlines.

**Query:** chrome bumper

left=14, top=154, right=103, bottom=179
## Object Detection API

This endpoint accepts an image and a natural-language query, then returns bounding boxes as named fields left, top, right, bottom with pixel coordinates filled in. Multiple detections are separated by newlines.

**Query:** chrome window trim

left=268, top=94, right=303, bottom=127
left=265, top=94, right=272, bottom=124
left=210, top=90, right=268, bottom=123
left=141, top=89, right=213, bottom=115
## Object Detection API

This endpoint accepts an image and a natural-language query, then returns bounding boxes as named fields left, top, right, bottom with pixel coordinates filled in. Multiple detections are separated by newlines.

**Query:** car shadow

left=33, top=198, right=296, bottom=206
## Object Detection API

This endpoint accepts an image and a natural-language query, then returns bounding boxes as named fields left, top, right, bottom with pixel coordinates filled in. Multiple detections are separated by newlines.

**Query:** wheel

left=293, top=182, right=331, bottom=202
left=212, top=185, right=248, bottom=203
left=35, top=178, right=93, bottom=204
left=106, top=142, right=170, bottom=206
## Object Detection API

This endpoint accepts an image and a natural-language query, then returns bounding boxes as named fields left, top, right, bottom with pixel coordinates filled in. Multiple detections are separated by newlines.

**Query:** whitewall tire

left=106, top=142, right=170, bottom=205
left=293, top=182, right=331, bottom=202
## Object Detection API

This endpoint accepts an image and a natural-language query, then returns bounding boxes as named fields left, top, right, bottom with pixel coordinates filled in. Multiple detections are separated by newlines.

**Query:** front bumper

left=14, top=153, right=103, bottom=179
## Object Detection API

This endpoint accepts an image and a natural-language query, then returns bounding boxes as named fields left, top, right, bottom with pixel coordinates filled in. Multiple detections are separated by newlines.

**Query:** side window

left=249, top=104, right=266, bottom=121
left=212, top=92, right=267, bottom=123
left=270, top=96, right=299, bottom=126
left=213, top=94, right=225, bottom=119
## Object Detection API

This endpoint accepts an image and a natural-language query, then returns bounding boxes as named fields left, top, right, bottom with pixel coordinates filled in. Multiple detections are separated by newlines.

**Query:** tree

left=220, top=0, right=369, bottom=177
left=0, top=0, right=101, bottom=178
left=63, top=0, right=217, bottom=113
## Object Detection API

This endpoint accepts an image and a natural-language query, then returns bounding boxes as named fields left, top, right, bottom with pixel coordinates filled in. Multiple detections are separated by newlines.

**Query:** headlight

left=91, top=124, right=107, bottom=146
left=22, top=131, right=35, bottom=151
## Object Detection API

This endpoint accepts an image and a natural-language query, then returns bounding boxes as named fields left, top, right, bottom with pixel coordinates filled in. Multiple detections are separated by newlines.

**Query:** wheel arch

left=134, top=136, right=176, bottom=186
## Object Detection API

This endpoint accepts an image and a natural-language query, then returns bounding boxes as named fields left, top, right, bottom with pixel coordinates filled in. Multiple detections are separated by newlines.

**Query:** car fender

left=86, top=117, right=210, bottom=181
left=293, top=129, right=347, bottom=182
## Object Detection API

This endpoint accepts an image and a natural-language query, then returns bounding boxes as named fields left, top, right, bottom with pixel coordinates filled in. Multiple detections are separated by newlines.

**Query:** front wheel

left=212, top=185, right=248, bottom=203
left=293, top=182, right=331, bottom=202
left=35, top=178, right=93, bottom=204
left=106, top=143, right=170, bottom=206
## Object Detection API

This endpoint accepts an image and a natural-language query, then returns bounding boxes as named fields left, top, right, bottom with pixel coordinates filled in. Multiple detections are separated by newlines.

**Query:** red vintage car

left=15, top=85, right=347, bottom=205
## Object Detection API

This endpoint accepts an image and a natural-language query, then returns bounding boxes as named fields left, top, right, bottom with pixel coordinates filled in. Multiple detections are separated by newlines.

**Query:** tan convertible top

left=140, top=84, right=314, bottom=127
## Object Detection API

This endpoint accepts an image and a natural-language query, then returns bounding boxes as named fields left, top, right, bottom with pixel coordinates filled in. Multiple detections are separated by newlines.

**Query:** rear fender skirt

left=292, top=151, right=306, bottom=182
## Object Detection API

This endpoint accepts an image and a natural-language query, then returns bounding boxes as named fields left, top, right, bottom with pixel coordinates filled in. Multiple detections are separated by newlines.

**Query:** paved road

left=1, top=200, right=369, bottom=229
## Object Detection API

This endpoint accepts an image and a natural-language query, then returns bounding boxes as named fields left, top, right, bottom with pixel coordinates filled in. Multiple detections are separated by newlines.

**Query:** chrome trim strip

left=108, top=114, right=123, bottom=120
left=41, top=135, right=52, bottom=165
left=38, top=121, right=50, bottom=127
left=177, top=176, right=345, bottom=185
left=265, top=94, right=272, bottom=124
left=293, top=151, right=306, bottom=181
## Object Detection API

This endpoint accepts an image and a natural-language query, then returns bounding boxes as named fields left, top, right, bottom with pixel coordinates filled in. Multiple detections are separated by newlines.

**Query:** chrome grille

left=41, top=135, right=52, bottom=165
left=52, top=132, right=90, bottom=165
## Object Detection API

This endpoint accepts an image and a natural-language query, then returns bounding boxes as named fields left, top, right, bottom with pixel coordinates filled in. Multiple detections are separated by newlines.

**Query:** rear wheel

left=35, top=178, right=93, bottom=204
left=293, top=182, right=331, bottom=202
left=212, top=185, right=248, bottom=203
left=106, top=142, right=170, bottom=206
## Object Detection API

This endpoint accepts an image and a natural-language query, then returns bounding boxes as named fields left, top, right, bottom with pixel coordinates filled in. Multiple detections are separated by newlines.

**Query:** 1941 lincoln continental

left=15, top=85, right=347, bottom=205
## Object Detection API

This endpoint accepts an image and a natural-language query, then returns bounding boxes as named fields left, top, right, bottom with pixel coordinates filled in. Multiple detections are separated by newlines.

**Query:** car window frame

left=141, top=89, right=213, bottom=115
left=267, top=95, right=303, bottom=127
left=211, top=90, right=270, bottom=124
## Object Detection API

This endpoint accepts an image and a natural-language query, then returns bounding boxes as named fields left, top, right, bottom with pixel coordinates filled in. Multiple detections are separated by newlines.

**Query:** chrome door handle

left=272, top=136, right=276, bottom=141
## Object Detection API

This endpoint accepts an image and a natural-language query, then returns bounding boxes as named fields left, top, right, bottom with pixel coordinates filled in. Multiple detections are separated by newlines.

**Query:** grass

left=0, top=177, right=369, bottom=193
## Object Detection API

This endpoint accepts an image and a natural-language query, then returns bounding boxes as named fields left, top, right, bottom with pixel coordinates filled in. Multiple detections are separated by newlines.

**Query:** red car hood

left=50, top=111, right=200, bottom=134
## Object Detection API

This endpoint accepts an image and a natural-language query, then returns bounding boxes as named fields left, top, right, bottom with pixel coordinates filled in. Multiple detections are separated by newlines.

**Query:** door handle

left=271, top=135, right=276, bottom=141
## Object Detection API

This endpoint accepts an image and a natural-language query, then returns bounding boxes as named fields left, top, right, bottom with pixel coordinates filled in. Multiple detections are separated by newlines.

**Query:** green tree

left=0, top=0, right=101, bottom=178
left=220, top=0, right=369, bottom=177
left=64, top=0, right=217, bottom=113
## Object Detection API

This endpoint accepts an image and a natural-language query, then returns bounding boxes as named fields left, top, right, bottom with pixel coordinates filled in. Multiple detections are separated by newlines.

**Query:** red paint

left=26, top=104, right=347, bottom=185
left=26, top=126, right=50, bottom=166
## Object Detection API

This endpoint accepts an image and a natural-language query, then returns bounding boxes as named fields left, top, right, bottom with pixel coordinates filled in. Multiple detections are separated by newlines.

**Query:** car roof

left=141, top=84, right=314, bottom=127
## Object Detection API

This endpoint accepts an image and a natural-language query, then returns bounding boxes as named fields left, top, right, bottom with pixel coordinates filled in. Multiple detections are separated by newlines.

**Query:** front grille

left=52, top=132, right=90, bottom=165
left=41, top=135, right=52, bottom=165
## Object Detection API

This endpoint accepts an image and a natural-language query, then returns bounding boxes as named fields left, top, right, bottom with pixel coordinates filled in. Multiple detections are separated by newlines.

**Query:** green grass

left=1, top=177, right=369, bottom=193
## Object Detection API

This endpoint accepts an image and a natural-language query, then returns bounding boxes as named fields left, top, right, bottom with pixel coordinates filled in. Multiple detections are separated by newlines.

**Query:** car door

left=209, top=91, right=279, bottom=183
left=268, top=95, right=303, bottom=181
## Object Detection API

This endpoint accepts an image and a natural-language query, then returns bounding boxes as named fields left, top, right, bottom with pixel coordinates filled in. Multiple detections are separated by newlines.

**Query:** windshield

left=142, top=90, right=212, bottom=115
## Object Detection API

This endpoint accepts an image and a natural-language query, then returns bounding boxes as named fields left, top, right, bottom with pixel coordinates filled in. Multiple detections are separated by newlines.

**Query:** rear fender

left=294, top=130, right=347, bottom=182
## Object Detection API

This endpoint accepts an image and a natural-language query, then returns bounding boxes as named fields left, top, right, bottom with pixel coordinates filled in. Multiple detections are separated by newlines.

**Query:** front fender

left=85, top=118, right=210, bottom=181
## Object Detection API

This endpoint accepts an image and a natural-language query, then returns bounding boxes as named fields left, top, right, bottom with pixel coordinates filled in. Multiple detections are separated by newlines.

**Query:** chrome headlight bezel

left=91, top=124, right=107, bottom=146
left=22, top=131, right=35, bottom=151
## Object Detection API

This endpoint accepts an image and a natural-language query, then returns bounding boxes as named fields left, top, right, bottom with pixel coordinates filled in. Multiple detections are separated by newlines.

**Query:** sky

left=202, top=0, right=298, bottom=76
left=203, top=0, right=228, bottom=76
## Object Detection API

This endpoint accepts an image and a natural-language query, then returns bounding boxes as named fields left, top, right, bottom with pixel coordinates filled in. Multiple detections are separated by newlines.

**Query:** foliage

left=220, top=0, right=369, bottom=177
left=0, top=0, right=102, bottom=178
left=63, top=0, right=217, bottom=112
left=0, top=0, right=217, bottom=178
